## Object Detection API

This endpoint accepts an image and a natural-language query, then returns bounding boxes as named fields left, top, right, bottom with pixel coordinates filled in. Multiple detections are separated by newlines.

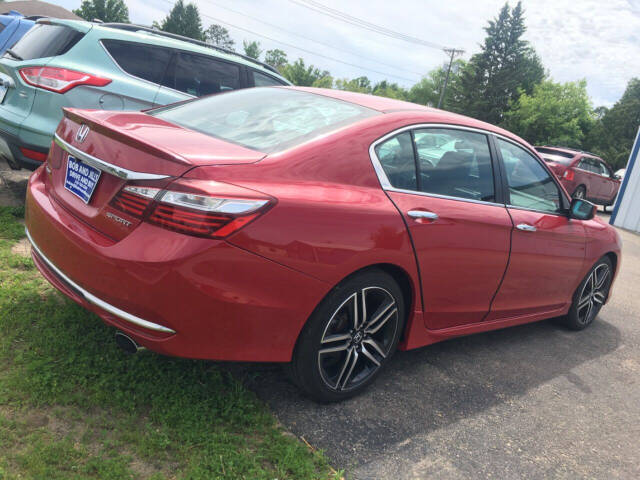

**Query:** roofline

left=536, top=145, right=600, bottom=158
left=101, top=23, right=282, bottom=76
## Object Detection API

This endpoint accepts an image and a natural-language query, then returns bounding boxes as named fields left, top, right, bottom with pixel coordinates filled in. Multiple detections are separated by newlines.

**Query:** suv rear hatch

left=0, top=20, right=89, bottom=125
left=47, top=109, right=266, bottom=241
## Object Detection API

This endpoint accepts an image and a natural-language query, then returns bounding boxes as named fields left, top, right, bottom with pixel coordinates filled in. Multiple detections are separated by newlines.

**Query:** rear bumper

left=25, top=167, right=329, bottom=362
left=0, top=126, right=48, bottom=170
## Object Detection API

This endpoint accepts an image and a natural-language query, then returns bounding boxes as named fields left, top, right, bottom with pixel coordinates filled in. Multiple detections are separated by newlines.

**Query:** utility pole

left=437, top=48, right=464, bottom=109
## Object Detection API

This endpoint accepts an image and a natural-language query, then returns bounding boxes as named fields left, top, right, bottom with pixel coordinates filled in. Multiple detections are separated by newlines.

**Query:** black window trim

left=100, top=39, right=248, bottom=96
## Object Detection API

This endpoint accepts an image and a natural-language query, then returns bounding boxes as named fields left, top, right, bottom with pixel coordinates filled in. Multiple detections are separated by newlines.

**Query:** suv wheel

left=288, top=270, right=405, bottom=402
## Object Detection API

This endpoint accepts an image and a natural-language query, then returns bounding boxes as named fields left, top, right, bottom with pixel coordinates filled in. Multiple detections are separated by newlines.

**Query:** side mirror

left=614, top=174, right=622, bottom=181
left=570, top=198, right=597, bottom=220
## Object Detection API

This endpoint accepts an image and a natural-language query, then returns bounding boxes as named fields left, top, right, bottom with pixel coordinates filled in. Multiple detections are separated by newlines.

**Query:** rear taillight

left=563, top=169, right=575, bottom=181
left=111, top=180, right=272, bottom=239
left=19, top=67, right=111, bottom=94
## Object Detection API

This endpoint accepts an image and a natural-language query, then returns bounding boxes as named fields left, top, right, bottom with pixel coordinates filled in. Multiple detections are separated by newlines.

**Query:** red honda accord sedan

left=25, top=87, right=621, bottom=402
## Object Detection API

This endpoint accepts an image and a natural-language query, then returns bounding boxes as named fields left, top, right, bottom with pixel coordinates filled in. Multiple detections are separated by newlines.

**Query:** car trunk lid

left=46, top=109, right=265, bottom=241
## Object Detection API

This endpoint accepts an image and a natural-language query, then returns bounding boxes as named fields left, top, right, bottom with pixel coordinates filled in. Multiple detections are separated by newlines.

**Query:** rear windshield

left=7, top=24, right=83, bottom=60
left=150, top=87, right=379, bottom=153
left=535, top=147, right=576, bottom=165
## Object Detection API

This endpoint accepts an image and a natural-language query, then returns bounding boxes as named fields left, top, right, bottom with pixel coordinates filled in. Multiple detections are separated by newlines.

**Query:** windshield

left=150, top=88, right=379, bottom=153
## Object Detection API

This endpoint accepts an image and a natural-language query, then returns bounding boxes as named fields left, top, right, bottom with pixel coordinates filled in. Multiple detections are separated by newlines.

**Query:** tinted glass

left=252, top=70, right=285, bottom=87
left=151, top=87, right=378, bottom=153
left=103, top=40, right=172, bottom=84
left=8, top=24, right=83, bottom=60
left=596, top=160, right=610, bottom=176
left=0, top=23, right=6, bottom=33
left=497, top=139, right=562, bottom=213
left=163, top=52, right=240, bottom=96
left=375, top=132, right=417, bottom=190
left=415, top=129, right=495, bottom=202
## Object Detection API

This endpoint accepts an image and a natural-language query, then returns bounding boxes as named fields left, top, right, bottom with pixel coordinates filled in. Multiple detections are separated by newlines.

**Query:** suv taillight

left=110, top=180, right=273, bottom=239
left=563, top=169, right=575, bottom=181
left=19, top=67, right=111, bottom=93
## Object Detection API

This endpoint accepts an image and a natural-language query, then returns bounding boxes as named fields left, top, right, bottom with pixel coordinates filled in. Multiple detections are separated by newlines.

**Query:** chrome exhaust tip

left=115, top=331, right=145, bottom=354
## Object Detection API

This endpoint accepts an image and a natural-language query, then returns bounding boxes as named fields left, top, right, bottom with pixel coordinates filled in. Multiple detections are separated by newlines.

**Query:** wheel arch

left=289, top=262, right=417, bottom=361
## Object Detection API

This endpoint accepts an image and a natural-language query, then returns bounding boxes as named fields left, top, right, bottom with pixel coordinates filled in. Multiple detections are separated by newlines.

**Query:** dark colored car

left=25, top=88, right=621, bottom=402
left=536, top=146, right=621, bottom=209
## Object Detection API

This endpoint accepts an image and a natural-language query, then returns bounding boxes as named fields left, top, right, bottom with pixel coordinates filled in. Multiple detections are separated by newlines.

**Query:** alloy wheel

left=574, top=187, right=585, bottom=199
left=577, top=263, right=610, bottom=325
left=317, top=286, right=399, bottom=392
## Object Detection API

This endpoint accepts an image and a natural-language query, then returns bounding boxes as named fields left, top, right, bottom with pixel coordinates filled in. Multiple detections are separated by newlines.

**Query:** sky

left=43, top=0, right=640, bottom=106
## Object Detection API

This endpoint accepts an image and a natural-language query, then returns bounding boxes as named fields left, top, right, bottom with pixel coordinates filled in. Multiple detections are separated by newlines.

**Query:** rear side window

left=102, top=40, right=172, bottom=84
left=375, top=132, right=417, bottom=191
left=8, top=24, right=83, bottom=60
left=252, top=70, right=285, bottom=87
left=151, top=87, right=378, bottom=153
left=0, top=23, right=6, bottom=34
left=162, top=52, right=240, bottom=96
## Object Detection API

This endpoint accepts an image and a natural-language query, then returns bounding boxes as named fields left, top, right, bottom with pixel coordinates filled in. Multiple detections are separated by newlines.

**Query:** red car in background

left=536, top=146, right=621, bottom=210
left=25, top=87, right=622, bottom=402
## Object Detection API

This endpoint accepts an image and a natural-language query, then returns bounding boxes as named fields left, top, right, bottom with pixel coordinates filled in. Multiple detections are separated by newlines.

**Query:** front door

left=373, top=127, right=512, bottom=330
left=488, top=138, right=586, bottom=320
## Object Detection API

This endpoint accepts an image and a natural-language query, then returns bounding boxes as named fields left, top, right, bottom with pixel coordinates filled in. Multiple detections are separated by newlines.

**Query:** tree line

left=74, top=0, right=639, bottom=169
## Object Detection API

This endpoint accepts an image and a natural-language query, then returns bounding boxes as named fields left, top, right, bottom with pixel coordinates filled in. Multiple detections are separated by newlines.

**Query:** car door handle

left=407, top=210, right=438, bottom=221
left=516, top=224, right=537, bottom=232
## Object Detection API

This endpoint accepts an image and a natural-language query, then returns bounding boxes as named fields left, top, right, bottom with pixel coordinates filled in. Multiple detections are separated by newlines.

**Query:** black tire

left=573, top=185, right=586, bottom=200
left=562, top=256, right=613, bottom=330
left=288, top=269, right=406, bottom=402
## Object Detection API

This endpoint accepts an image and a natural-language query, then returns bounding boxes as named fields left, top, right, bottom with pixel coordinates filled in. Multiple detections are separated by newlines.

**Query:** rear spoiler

left=36, top=17, right=93, bottom=34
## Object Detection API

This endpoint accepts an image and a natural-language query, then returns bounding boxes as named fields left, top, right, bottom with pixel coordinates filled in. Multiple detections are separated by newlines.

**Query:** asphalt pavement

left=246, top=213, right=640, bottom=479
left=3, top=161, right=638, bottom=479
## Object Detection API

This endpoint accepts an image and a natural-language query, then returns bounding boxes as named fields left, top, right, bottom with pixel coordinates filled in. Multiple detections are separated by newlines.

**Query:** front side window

left=163, top=52, right=240, bottom=96
left=151, top=87, right=378, bottom=153
left=102, top=40, right=172, bottom=84
left=497, top=138, right=562, bottom=213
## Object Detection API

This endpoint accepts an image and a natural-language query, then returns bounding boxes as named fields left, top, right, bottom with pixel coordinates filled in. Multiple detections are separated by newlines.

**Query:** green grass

left=0, top=206, right=340, bottom=479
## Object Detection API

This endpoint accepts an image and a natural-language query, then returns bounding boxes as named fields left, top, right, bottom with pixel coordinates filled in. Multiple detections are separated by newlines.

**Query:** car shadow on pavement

left=228, top=317, right=621, bottom=472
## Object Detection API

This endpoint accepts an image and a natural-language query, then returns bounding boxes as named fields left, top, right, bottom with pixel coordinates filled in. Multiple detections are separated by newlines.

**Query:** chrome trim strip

left=26, top=228, right=176, bottom=334
left=54, top=134, right=170, bottom=181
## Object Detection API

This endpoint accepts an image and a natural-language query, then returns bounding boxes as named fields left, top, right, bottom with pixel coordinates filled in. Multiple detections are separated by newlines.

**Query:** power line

left=158, top=0, right=421, bottom=83
left=199, top=0, right=425, bottom=77
left=287, top=0, right=454, bottom=50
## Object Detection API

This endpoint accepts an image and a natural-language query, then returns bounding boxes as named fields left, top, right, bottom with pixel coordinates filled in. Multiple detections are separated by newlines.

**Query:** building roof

left=3, top=1, right=82, bottom=20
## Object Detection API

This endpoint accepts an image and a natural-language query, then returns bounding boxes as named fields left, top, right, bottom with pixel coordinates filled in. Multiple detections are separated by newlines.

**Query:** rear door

left=154, top=51, right=243, bottom=106
left=595, top=159, right=617, bottom=202
left=488, top=138, right=585, bottom=320
left=373, top=126, right=512, bottom=329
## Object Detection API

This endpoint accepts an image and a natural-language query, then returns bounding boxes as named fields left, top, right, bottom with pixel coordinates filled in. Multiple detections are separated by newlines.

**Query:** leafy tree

left=504, top=80, right=594, bottom=148
left=586, top=78, right=640, bottom=169
left=372, top=81, right=408, bottom=100
left=311, top=75, right=333, bottom=88
left=264, top=49, right=288, bottom=71
left=243, top=40, right=262, bottom=60
left=280, top=59, right=329, bottom=86
left=204, top=24, right=234, bottom=50
left=73, top=0, right=129, bottom=23
left=451, top=2, right=544, bottom=123
left=159, top=0, right=204, bottom=41
left=334, top=76, right=372, bottom=94
left=408, top=60, right=465, bottom=107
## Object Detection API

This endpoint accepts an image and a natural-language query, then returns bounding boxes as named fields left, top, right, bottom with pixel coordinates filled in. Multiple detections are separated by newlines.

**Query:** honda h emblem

left=76, top=124, right=90, bottom=143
